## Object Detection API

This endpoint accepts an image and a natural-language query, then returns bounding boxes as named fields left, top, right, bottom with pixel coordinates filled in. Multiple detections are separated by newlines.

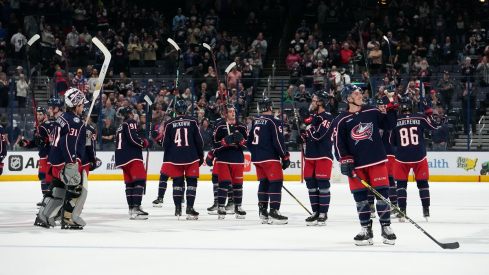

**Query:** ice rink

left=0, top=180, right=487, bottom=274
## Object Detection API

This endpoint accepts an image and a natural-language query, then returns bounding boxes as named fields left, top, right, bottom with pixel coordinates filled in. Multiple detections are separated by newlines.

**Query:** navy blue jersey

left=24, top=120, right=52, bottom=158
left=48, top=112, right=86, bottom=166
left=213, top=119, right=248, bottom=164
left=115, top=119, right=145, bottom=167
left=333, top=105, right=397, bottom=169
left=390, top=113, right=437, bottom=163
left=162, top=116, right=204, bottom=165
left=305, top=111, right=334, bottom=160
left=246, top=114, right=287, bottom=163
left=0, top=125, right=6, bottom=162
left=82, top=125, right=96, bottom=165
left=380, top=126, right=395, bottom=157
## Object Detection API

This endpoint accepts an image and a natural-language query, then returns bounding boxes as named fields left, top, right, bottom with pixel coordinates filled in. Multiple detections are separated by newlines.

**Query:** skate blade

left=225, top=210, right=235, bottom=214
left=268, top=219, right=288, bottom=225
left=424, top=217, right=429, bottom=222
left=207, top=210, right=218, bottom=215
left=130, top=215, right=148, bottom=220
left=355, top=239, right=374, bottom=246
left=317, top=221, right=326, bottom=226
left=235, top=214, right=246, bottom=219
left=260, top=218, right=268, bottom=224
left=218, top=214, right=226, bottom=220
left=398, top=217, right=406, bottom=222
left=370, top=213, right=376, bottom=218
left=382, top=238, right=396, bottom=245
left=153, top=204, right=163, bottom=208
left=306, top=221, right=318, bottom=226
left=186, top=215, right=198, bottom=220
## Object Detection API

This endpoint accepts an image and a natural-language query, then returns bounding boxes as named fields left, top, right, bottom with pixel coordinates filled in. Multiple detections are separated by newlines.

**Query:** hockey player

left=161, top=100, right=204, bottom=219
left=19, top=107, right=51, bottom=204
left=0, top=115, right=6, bottom=175
left=298, top=91, right=334, bottom=226
left=334, top=84, right=397, bottom=245
left=152, top=123, right=169, bottom=207
left=390, top=97, right=437, bottom=221
left=80, top=108, right=97, bottom=176
left=115, top=105, right=153, bottom=220
left=246, top=97, right=291, bottom=225
left=35, top=88, right=87, bottom=229
left=213, top=103, right=248, bottom=219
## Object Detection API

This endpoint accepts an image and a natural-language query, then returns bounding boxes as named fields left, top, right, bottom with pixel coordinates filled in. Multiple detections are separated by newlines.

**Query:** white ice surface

left=0, top=180, right=487, bottom=275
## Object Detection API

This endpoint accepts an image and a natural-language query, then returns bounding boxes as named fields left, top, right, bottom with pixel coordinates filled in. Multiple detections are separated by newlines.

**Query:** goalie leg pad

left=71, top=170, right=88, bottom=226
left=62, top=184, right=86, bottom=228
left=37, top=185, right=66, bottom=227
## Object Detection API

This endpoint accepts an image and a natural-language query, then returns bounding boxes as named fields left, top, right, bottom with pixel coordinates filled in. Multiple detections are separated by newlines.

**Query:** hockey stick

left=167, top=38, right=181, bottom=117
left=358, top=18, right=374, bottom=94
left=26, top=35, right=40, bottom=131
left=354, top=175, right=460, bottom=249
left=383, top=35, right=392, bottom=66
left=283, top=185, right=311, bottom=215
left=85, top=38, right=111, bottom=126
left=292, top=102, right=304, bottom=183
left=144, top=95, right=153, bottom=173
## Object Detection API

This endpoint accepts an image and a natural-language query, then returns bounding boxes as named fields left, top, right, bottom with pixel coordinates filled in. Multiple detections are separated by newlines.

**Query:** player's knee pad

left=186, top=177, right=197, bottom=187
left=173, top=177, right=184, bottom=188
left=38, top=186, right=66, bottom=226
left=353, top=190, right=368, bottom=202
left=305, top=179, right=318, bottom=190
left=38, top=173, right=46, bottom=181
left=159, top=173, right=169, bottom=183
left=258, top=179, right=270, bottom=191
left=397, top=180, right=408, bottom=190
left=319, top=188, right=330, bottom=194
left=416, top=180, right=429, bottom=189
left=376, top=200, right=391, bottom=222
left=317, top=179, right=331, bottom=190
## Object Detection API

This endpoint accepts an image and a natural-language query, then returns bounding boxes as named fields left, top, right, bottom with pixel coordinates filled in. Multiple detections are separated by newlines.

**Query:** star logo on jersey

left=351, top=122, right=374, bottom=144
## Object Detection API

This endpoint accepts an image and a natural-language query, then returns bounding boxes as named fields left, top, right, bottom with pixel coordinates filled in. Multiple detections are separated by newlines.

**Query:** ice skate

left=423, top=207, right=430, bottom=221
left=398, top=207, right=406, bottom=222
left=354, top=221, right=374, bottom=246
left=225, top=198, right=235, bottom=214
left=234, top=205, right=246, bottom=219
left=268, top=209, right=288, bottom=225
left=175, top=205, right=182, bottom=219
left=207, top=200, right=218, bottom=215
left=152, top=196, right=164, bottom=208
left=258, top=203, right=268, bottom=224
left=36, top=202, right=42, bottom=209
left=317, top=213, right=328, bottom=226
left=381, top=224, right=396, bottom=245
left=186, top=207, right=199, bottom=220
left=305, top=212, right=319, bottom=226
left=217, top=206, right=226, bottom=220
left=34, top=215, right=53, bottom=229
left=130, top=205, right=148, bottom=220
left=370, top=204, right=376, bottom=218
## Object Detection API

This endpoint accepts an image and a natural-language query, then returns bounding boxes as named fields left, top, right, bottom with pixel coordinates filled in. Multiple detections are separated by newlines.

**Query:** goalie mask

left=65, top=88, right=89, bottom=107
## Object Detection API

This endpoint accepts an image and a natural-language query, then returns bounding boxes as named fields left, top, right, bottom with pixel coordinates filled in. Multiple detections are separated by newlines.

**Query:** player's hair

left=66, top=106, right=76, bottom=113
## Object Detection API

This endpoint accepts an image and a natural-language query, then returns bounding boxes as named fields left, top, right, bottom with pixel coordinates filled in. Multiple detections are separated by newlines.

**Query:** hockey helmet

left=48, top=98, right=64, bottom=108
left=315, top=90, right=330, bottom=104
left=340, top=84, right=361, bottom=103
left=36, top=106, right=47, bottom=114
left=258, top=97, right=273, bottom=112
left=376, top=99, right=385, bottom=106
left=174, top=100, right=188, bottom=115
left=117, top=105, right=133, bottom=118
left=65, top=88, right=89, bottom=107
left=400, top=97, right=413, bottom=112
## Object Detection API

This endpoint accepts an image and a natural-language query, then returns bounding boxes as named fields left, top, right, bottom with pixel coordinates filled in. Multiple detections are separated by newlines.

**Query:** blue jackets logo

left=351, top=122, right=373, bottom=144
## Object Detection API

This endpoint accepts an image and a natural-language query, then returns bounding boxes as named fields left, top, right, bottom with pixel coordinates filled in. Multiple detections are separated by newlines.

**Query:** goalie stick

left=85, top=38, right=111, bottom=126
left=354, top=175, right=460, bottom=249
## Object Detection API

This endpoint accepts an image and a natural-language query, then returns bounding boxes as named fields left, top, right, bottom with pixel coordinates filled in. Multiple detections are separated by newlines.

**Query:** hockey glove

left=232, top=131, right=245, bottom=145
left=199, top=156, right=204, bottom=167
left=61, top=162, right=81, bottom=186
left=89, top=158, right=102, bottom=171
left=298, top=107, right=313, bottom=125
left=205, top=151, right=215, bottom=166
left=152, top=130, right=164, bottom=142
left=421, top=98, right=433, bottom=116
left=300, top=131, right=308, bottom=143
left=34, top=135, right=49, bottom=147
left=19, top=139, right=30, bottom=147
left=142, top=139, right=154, bottom=148
left=281, top=152, right=291, bottom=170
left=383, top=89, right=395, bottom=102
left=222, top=134, right=234, bottom=147
left=386, top=101, right=398, bottom=111
left=340, top=156, right=356, bottom=179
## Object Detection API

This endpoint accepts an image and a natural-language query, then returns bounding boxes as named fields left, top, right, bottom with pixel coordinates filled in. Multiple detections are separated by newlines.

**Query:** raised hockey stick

left=144, top=95, right=153, bottom=173
left=354, top=175, right=460, bottom=249
left=167, top=38, right=181, bottom=117
left=292, top=99, right=304, bottom=183
left=26, top=34, right=40, bottom=131
left=85, top=38, right=111, bottom=126
left=358, top=18, right=374, bottom=94
left=383, top=35, right=392, bottom=66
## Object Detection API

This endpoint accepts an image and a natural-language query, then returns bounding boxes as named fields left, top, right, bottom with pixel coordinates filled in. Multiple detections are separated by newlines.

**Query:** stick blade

left=202, top=43, right=211, bottom=51
left=167, top=38, right=180, bottom=51
left=27, top=34, right=40, bottom=46
left=440, top=242, right=460, bottom=249
left=144, top=95, right=153, bottom=106
left=225, top=62, right=237, bottom=74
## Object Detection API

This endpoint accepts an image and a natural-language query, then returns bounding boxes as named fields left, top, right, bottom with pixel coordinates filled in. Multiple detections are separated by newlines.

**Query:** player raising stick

left=213, top=103, right=248, bottom=219
left=297, top=91, right=334, bottom=226
left=80, top=108, right=97, bottom=176
left=246, top=97, right=291, bottom=225
left=115, top=105, right=153, bottom=220
left=390, top=97, right=437, bottom=221
left=333, top=84, right=397, bottom=245
left=161, top=100, right=204, bottom=220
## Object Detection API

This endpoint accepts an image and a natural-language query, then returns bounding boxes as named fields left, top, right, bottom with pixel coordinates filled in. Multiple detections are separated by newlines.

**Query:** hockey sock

left=367, top=189, right=375, bottom=204
left=132, top=180, right=145, bottom=206
left=185, top=177, right=198, bottom=207
left=158, top=173, right=169, bottom=197
left=212, top=174, right=218, bottom=200
left=318, top=179, right=331, bottom=214
left=257, top=179, right=270, bottom=209
left=375, top=187, right=391, bottom=224
left=388, top=176, right=397, bottom=205
left=228, top=183, right=234, bottom=199
left=217, top=181, right=230, bottom=206
left=125, top=182, right=134, bottom=206
left=397, top=180, right=408, bottom=208
left=353, top=191, right=371, bottom=226
left=233, top=183, right=243, bottom=205
left=416, top=180, right=430, bottom=207
left=269, top=181, right=283, bottom=210
left=305, top=179, right=319, bottom=212
left=39, top=173, right=48, bottom=195
left=172, top=177, right=184, bottom=206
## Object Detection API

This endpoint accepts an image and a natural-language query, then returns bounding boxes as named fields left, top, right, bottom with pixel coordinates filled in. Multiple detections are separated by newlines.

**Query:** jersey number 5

left=174, top=128, right=189, bottom=147
left=399, top=126, right=419, bottom=147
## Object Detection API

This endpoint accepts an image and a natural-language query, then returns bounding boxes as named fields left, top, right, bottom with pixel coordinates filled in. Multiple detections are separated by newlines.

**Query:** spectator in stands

left=327, top=43, right=341, bottom=68
left=306, top=35, right=317, bottom=51
left=200, top=118, right=212, bottom=150
left=252, top=33, right=267, bottom=58
left=328, top=97, right=338, bottom=117
left=477, top=56, right=489, bottom=87
left=249, top=51, right=262, bottom=76
left=245, top=12, right=259, bottom=37
left=73, top=69, right=89, bottom=94
left=5, top=120, right=21, bottom=149
left=294, top=84, right=312, bottom=103
left=55, top=72, right=69, bottom=99
left=102, top=100, right=116, bottom=126
left=204, top=66, right=218, bottom=93
left=75, top=35, right=90, bottom=67
left=15, top=74, right=27, bottom=108
left=432, top=116, right=450, bottom=151
left=427, top=38, right=441, bottom=66
left=460, top=82, right=477, bottom=134
left=429, top=90, right=442, bottom=107
left=437, top=71, right=455, bottom=111
left=143, top=35, right=158, bottom=67
left=461, top=57, right=475, bottom=84
left=363, top=90, right=375, bottom=106
left=283, top=85, right=294, bottom=103
left=465, top=36, right=480, bottom=56
left=101, top=118, right=116, bottom=151
left=226, top=65, right=241, bottom=90
left=0, top=73, right=10, bottom=108
left=290, top=33, right=304, bottom=53
left=313, top=60, right=326, bottom=91
left=313, top=41, right=328, bottom=64
left=412, top=55, right=423, bottom=72
left=297, top=20, right=310, bottom=40
left=442, top=36, right=455, bottom=65
left=286, top=48, right=301, bottom=70
left=137, top=114, right=147, bottom=138
left=67, top=26, right=79, bottom=48
left=341, top=42, right=354, bottom=67
left=152, top=103, right=165, bottom=126
left=128, top=36, right=142, bottom=67
left=172, top=8, right=186, bottom=31
left=368, top=44, right=382, bottom=74
left=416, top=59, right=433, bottom=89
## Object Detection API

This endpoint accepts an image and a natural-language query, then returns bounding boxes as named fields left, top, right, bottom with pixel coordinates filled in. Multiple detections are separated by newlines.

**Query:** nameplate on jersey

left=172, top=121, right=191, bottom=128
left=56, top=117, right=66, bottom=128
left=397, top=119, right=421, bottom=127
left=254, top=119, right=268, bottom=125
